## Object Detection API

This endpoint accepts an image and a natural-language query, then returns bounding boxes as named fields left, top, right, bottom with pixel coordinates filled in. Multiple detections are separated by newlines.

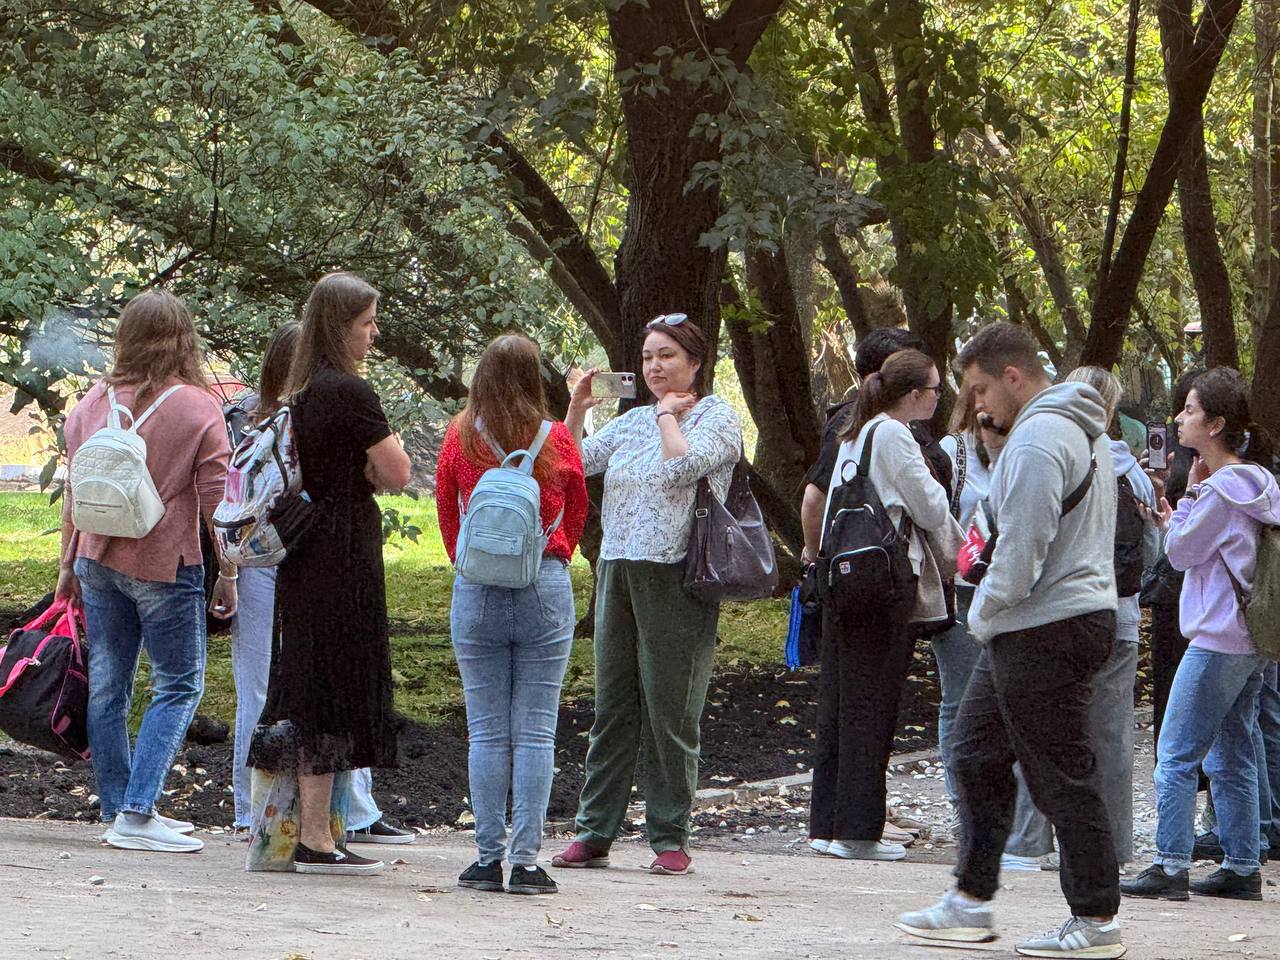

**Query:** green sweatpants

left=574, top=559, right=720, bottom=853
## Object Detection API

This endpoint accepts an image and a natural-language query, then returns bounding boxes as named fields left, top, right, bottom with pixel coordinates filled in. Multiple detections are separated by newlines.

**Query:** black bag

left=1139, top=554, right=1183, bottom=608
left=816, top=421, right=916, bottom=621
left=1114, top=475, right=1146, bottom=598
left=0, top=599, right=90, bottom=761
left=683, top=455, right=779, bottom=603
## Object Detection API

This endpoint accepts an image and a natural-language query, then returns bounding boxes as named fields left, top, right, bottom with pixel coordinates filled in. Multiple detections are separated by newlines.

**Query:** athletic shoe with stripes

left=895, top=889, right=996, bottom=943
left=1014, top=916, right=1125, bottom=958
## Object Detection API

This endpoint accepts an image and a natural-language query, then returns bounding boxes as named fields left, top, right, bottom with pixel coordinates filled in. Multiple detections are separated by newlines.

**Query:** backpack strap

left=106, top=384, right=184, bottom=432
left=473, top=417, right=508, bottom=462
left=950, top=431, right=968, bottom=519
left=500, top=420, right=554, bottom=476
left=856, top=419, right=885, bottom=479
left=1061, top=428, right=1099, bottom=516
left=1221, top=553, right=1249, bottom=609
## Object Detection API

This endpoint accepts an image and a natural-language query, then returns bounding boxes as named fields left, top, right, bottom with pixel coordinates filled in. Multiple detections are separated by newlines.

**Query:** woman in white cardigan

left=809, top=348, right=963, bottom=861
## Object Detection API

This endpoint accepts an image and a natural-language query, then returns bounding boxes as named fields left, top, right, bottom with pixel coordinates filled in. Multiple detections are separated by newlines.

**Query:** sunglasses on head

left=646, top=312, right=688, bottom=329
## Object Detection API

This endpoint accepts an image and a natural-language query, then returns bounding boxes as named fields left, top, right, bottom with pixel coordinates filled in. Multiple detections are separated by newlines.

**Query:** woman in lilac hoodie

left=1122, top=368, right=1279, bottom=903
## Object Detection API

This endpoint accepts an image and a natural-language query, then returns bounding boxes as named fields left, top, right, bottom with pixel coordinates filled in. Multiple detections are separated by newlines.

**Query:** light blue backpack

left=455, top=420, right=563, bottom=589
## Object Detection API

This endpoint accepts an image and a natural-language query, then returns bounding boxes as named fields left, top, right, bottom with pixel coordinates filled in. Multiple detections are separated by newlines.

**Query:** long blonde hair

left=284, top=272, right=378, bottom=397
left=105, top=290, right=209, bottom=407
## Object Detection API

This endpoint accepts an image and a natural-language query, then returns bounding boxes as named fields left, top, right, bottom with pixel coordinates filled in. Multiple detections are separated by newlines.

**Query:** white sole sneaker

left=830, top=840, right=906, bottom=861
left=155, top=814, right=195, bottom=835
left=1014, top=946, right=1125, bottom=959
left=293, top=859, right=385, bottom=876
left=810, top=839, right=832, bottom=855
left=895, top=922, right=997, bottom=943
left=105, top=830, right=204, bottom=853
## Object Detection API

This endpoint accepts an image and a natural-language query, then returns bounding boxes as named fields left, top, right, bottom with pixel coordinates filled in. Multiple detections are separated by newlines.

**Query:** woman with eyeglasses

left=809, top=348, right=962, bottom=861
left=552, top=312, right=741, bottom=876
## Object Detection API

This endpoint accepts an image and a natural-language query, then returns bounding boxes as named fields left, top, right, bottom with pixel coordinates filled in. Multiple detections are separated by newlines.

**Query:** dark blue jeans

left=76, top=558, right=206, bottom=820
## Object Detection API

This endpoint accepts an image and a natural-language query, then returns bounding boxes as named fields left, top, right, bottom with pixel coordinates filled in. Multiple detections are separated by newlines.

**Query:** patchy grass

left=0, top=491, right=789, bottom=730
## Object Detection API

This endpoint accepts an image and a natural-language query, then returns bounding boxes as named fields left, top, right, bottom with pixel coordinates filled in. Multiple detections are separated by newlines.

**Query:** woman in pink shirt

left=56, top=289, right=235, bottom=854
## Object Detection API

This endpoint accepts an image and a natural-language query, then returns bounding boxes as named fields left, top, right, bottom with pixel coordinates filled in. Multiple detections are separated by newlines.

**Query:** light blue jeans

left=76, top=558, right=206, bottom=820
left=929, top=587, right=981, bottom=804
left=231, top=565, right=383, bottom=830
left=1155, top=646, right=1266, bottom=874
left=451, top=557, right=574, bottom=866
left=1256, top=662, right=1280, bottom=849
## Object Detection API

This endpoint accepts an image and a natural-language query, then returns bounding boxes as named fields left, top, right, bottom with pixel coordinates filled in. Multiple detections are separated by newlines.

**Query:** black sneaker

left=1192, top=831, right=1225, bottom=862
left=458, top=860, right=505, bottom=892
left=293, top=843, right=384, bottom=875
left=508, top=864, right=558, bottom=895
left=1189, top=867, right=1263, bottom=901
left=1120, top=864, right=1189, bottom=901
left=347, top=819, right=416, bottom=845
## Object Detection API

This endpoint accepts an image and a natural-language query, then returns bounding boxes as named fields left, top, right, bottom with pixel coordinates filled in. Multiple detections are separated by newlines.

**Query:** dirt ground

left=1, top=818, right=1275, bottom=960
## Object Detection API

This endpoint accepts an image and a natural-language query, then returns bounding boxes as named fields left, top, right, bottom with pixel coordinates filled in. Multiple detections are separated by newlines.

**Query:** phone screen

left=1147, top=422, right=1168, bottom=470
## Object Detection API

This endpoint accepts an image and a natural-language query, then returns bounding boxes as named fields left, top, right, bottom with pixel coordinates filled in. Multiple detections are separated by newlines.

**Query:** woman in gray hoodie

left=1122, top=368, right=1279, bottom=902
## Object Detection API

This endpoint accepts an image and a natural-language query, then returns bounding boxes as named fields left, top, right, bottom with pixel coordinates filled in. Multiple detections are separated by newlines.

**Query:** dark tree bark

left=1177, top=120, right=1238, bottom=368
left=1083, top=0, right=1245, bottom=369
left=1097, top=0, right=1140, bottom=287
left=725, top=249, right=823, bottom=555
left=818, top=226, right=872, bottom=340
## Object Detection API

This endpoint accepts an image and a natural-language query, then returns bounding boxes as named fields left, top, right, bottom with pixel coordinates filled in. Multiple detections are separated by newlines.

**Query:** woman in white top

left=809, top=348, right=963, bottom=861
left=553, top=313, right=741, bottom=877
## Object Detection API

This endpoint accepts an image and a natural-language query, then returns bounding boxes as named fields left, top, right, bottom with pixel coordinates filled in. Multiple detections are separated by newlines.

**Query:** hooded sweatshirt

left=1165, top=462, right=1280, bottom=655
left=967, top=382, right=1118, bottom=642
left=1110, top=438, right=1161, bottom=638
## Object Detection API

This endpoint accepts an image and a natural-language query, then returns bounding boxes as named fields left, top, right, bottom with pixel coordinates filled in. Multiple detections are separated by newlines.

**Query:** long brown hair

left=1192, top=367, right=1275, bottom=466
left=257, top=322, right=301, bottom=416
left=284, top=271, right=378, bottom=397
left=455, top=333, right=559, bottom=482
left=105, top=289, right=209, bottom=407
left=842, top=348, right=937, bottom=439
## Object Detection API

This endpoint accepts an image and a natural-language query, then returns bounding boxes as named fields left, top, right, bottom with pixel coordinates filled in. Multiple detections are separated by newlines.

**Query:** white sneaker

left=1014, top=916, right=1125, bottom=958
left=896, top=888, right=997, bottom=943
left=155, top=814, right=195, bottom=835
left=829, top=840, right=907, bottom=861
left=105, top=813, right=203, bottom=853
left=809, top=839, right=832, bottom=855
left=1001, top=852, right=1042, bottom=872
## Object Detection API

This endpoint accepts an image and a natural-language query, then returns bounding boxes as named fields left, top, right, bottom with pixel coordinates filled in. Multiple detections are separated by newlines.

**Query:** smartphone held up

left=1147, top=421, right=1168, bottom=471
left=591, top=372, right=637, bottom=400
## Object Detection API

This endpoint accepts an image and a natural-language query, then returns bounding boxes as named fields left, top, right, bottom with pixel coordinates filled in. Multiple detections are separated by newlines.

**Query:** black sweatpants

left=809, top=609, right=915, bottom=842
left=951, top=610, right=1120, bottom=918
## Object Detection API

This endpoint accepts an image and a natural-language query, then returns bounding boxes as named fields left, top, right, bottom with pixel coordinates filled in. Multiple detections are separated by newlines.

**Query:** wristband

left=219, top=572, right=239, bottom=581
left=656, top=410, right=675, bottom=422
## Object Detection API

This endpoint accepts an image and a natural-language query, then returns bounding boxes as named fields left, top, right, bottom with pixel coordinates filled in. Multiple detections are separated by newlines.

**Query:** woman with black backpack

left=809, top=348, right=963, bottom=861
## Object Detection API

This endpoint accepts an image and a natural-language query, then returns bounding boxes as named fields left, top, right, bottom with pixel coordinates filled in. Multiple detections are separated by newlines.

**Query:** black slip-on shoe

left=347, top=819, right=416, bottom=845
left=1119, top=864, right=1189, bottom=901
left=507, top=864, right=558, bottom=895
left=458, top=860, right=505, bottom=892
left=292, top=843, right=384, bottom=875
left=1189, top=867, right=1263, bottom=901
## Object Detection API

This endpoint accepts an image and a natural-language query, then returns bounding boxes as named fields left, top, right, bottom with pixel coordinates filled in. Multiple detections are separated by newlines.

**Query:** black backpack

left=816, top=421, right=916, bottom=622
left=1114, top=475, right=1145, bottom=598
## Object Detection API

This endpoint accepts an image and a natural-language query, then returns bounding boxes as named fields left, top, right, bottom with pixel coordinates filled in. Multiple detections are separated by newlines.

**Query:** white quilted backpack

left=69, top=384, right=185, bottom=538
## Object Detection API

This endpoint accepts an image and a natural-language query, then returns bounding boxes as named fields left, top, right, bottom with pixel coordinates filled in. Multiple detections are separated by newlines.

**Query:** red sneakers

left=551, top=840, right=610, bottom=869
left=650, top=849, right=693, bottom=875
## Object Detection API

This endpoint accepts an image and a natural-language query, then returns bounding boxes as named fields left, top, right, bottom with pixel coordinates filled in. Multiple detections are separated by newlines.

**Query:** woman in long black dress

left=248, top=271, right=411, bottom=875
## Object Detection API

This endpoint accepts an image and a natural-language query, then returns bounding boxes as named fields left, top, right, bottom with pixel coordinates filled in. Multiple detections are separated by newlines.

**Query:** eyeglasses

left=646, top=312, right=688, bottom=329
left=920, top=383, right=944, bottom=395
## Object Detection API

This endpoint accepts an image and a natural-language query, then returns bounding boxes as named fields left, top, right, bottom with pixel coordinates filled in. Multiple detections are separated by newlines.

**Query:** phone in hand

left=591, top=372, right=637, bottom=399
left=1147, top=422, right=1168, bottom=470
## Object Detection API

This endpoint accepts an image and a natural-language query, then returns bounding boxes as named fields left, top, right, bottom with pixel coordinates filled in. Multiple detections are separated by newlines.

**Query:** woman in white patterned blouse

left=552, top=314, right=741, bottom=877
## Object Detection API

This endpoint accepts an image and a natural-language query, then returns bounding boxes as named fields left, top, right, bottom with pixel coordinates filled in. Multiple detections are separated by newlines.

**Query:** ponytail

left=1240, top=422, right=1276, bottom=468
left=839, top=348, right=938, bottom=441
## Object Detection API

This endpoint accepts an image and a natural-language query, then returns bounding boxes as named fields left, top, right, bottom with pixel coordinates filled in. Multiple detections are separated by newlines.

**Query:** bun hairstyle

left=1191, top=367, right=1274, bottom=466
left=842, top=348, right=937, bottom=440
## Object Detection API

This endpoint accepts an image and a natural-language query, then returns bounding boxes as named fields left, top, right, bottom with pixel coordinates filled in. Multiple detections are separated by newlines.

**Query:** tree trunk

left=1097, top=0, right=1140, bottom=287
left=1252, top=1, right=1277, bottom=346
left=1178, top=119, right=1237, bottom=368
left=1082, top=0, right=1245, bottom=369
left=605, top=0, right=785, bottom=394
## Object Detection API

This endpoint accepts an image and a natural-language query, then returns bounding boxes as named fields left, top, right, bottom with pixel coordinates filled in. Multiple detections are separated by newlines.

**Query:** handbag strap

left=950, top=431, right=968, bottom=519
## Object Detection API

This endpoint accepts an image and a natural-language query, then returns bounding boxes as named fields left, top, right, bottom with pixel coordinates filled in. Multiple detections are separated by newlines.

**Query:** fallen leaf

left=391, top=858, right=408, bottom=865
left=1228, top=934, right=1249, bottom=943
left=253, top=903, right=267, bottom=912
left=775, top=699, right=791, bottom=708
left=545, top=914, right=563, bottom=928
left=733, top=912, right=763, bottom=922
left=635, top=903, right=658, bottom=911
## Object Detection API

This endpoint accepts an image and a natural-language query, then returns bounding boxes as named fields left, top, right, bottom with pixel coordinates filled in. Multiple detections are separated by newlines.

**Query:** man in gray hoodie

left=897, top=323, right=1124, bottom=960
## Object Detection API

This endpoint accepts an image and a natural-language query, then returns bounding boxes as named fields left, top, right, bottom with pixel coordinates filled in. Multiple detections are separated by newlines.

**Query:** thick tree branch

left=709, top=0, right=788, bottom=68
